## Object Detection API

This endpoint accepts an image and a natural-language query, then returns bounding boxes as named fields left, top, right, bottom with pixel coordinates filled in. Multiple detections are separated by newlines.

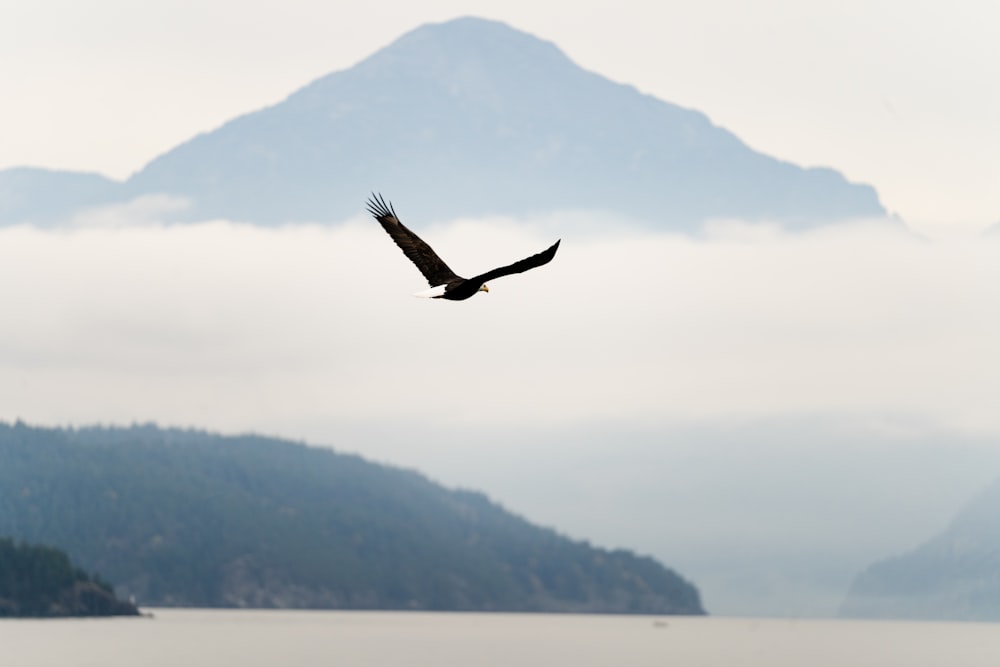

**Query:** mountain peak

left=2, top=17, right=887, bottom=229
left=291, top=16, right=587, bottom=119
left=366, top=16, right=568, bottom=69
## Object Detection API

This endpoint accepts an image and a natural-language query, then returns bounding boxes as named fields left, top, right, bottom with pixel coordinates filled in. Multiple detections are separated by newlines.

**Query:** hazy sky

left=2, top=0, right=999, bottom=235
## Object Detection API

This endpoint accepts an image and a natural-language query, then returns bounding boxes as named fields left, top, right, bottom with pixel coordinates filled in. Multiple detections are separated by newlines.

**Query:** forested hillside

left=0, top=422, right=703, bottom=614
left=0, top=537, right=139, bottom=617
left=841, top=477, right=1000, bottom=621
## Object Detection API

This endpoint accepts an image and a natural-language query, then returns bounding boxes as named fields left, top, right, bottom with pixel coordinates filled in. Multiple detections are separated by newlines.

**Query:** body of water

left=2, top=609, right=999, bottom=666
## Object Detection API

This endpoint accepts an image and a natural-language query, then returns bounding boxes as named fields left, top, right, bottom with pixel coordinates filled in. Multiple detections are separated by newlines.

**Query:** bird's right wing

left=366, top=194, right=461, bottom=287
left=471, top=239, right=561, bottom=284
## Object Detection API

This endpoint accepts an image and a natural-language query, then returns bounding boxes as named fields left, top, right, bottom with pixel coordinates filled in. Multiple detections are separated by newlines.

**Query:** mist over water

left=2, top=214, right=999, bottom=615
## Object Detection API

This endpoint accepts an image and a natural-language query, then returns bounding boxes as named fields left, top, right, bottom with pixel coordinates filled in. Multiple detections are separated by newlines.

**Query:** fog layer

left=2, top=214, right=999, bottom=614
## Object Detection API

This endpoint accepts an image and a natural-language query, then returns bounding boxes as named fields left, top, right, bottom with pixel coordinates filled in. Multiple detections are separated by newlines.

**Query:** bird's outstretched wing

left=470, top=239, right=561, bottom=285
left=366, top=193, right=461, bottom=287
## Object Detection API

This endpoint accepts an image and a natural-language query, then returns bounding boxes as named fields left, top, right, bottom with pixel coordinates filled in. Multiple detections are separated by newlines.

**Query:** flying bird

left=366, top=194, right=560, bottom=300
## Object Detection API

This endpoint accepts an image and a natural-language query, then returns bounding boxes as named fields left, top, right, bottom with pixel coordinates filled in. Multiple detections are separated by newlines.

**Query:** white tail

left=412, top=285, right=448, bottom=298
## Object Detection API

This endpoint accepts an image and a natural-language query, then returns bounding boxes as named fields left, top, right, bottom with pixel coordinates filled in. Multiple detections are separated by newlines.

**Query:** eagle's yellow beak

left=481, top=285, right=489, bottom=293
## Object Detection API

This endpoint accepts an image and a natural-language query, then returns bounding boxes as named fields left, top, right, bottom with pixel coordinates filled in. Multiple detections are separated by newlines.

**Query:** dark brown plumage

left=366, top=194, right=560, bottom=300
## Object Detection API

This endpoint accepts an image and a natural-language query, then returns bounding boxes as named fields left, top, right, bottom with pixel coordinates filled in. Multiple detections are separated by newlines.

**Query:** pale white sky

left=2, top=0, right=999, bottom=235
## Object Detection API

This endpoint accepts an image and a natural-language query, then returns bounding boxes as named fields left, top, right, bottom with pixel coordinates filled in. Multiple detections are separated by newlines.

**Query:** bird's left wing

left=470, top=239, right=561, bottom=284
left=366, top=194, right=461, bottom=287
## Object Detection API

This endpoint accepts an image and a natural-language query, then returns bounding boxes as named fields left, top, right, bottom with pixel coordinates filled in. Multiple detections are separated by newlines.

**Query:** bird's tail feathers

left=412, top=285, right=448, bottom=298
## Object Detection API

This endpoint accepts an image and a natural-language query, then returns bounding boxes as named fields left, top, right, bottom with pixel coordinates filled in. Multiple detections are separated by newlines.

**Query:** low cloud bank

left=1, top=216, right=997, bottom=435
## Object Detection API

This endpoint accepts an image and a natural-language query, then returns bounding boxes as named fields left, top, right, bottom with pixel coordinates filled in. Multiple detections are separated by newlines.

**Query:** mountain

left=0, top=167, right=119, bottom=227
left=840, top=477, right=1000, bottom=621
left=0, top=537, right=139, bottom=617
left=0, top=17, right=885, bottom=230
left=0, top=422, right=704, bottom=614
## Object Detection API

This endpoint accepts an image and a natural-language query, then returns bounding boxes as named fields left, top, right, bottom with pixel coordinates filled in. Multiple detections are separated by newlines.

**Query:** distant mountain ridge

left=0, top=422, right=704, bottom=614
left=0, top=167, right=119, bottom=224
left=840, top=477, right=1000, bottom=621
left=1, top=17, right=885, bottom=230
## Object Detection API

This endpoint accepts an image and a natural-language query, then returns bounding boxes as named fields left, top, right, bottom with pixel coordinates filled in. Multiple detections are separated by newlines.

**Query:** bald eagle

left=366, top=194, right=560, bottom=300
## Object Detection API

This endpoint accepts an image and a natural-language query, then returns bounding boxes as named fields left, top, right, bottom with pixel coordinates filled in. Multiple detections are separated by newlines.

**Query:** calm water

left=2, top=609, right=999, bottom=666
